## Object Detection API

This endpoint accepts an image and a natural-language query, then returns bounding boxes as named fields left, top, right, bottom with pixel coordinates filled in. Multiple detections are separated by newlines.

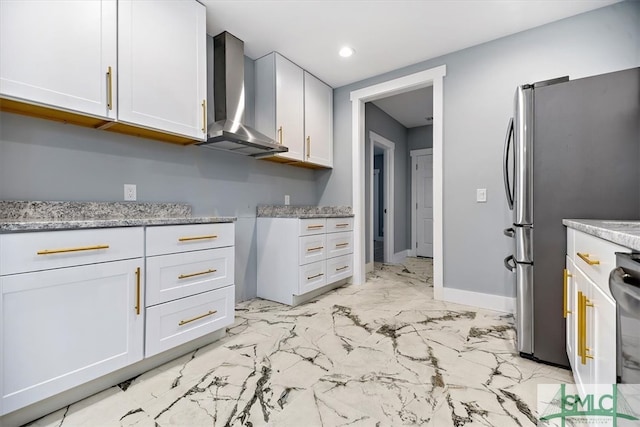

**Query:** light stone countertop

left=0, top=201, right=235, bottom=232
left=257, top=205, right=353, bottom=218
left=563, top=219, right=640, bottom=251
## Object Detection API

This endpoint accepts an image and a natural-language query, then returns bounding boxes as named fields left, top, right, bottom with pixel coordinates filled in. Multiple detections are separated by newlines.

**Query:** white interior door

left=417, top=153, right=433, bottom=257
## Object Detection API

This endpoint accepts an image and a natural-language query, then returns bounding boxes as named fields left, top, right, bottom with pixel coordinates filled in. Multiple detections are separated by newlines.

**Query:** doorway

left=350, top=65, right=446, bottom=300
left=368, top=131, right=394, bottom=268
left=411, top=149, right=433, bottom=257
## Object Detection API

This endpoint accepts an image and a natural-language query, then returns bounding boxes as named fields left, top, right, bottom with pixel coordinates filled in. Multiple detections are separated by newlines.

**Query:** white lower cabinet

left=565, top=227, right=623, bottom=396
left=0, top=253, right=144, bottom=415
left=257, top=216, right=353, bottom=305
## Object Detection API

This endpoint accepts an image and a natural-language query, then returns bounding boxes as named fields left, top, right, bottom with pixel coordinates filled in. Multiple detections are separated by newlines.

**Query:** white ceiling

left=373, top=86, right=433, bottom=128
left=200, top=0, right=619, bottom=89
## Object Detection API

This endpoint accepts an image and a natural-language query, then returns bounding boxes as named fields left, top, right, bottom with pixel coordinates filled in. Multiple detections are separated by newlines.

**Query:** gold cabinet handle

left=37, top=244, right=109, bottom=255
left=201, top=100, right=206, bottom=133
left=577, top=252, right=600, bottom=266
left=577, top=291, right=583, bottom=359
left=178, top=310, right=217, bottom=326
left=135, top=267, right=141, bottom=315
left=307, top=225, right=324, bottom=229
left=579, top=292, right=594, bottom=365
left=307, top=273, right=324, bottom=280
left=306, top=136, right=311, bottom=158
left=307, top=246, right=324, bottom=252
left=178, top=269, right=217, bottom=280
left=563, top=269, right=572, bottom=318
left=335, top=223, right=349, bottom=227
left=178, top=234, right=218, bottom=242
left=107, top=66, right=113, bottom=110
left=335, top=243, right=349, bottom=248
left=336, top=266, right=348, bottom=271
left=278, top=126, right=283, bottom=144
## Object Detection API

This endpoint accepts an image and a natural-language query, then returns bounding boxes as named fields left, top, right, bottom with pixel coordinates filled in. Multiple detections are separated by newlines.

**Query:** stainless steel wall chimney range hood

left=197, top=32, right=287, bottom=158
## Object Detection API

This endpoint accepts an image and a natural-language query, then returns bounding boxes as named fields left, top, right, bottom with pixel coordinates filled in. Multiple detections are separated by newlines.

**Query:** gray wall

left=408, top=125, right=433, bottom=151
left=317, top=1, right=640, bottom=297
left=363, top=102, right=409, bottom=261
left=0, top=56, right=317, bottom=303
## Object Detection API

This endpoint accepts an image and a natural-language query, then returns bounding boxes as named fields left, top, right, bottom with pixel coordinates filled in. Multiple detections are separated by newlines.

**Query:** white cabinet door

left=572, top=266, right=592, bottom=396
left=590, top=281, right=617, bottom=387
left=118, top=0, right=206, bottom=140
left=0, top=259, right=144, bottom=415
left=0, top=0, right=117, bottom=119
left=275, top=54, right=305, bottom=161
left=304, top=71, right=333, bottom=167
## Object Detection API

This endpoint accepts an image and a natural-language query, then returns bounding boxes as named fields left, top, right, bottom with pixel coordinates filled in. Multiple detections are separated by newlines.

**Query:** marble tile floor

left=27, top=258, right=573, bottom=426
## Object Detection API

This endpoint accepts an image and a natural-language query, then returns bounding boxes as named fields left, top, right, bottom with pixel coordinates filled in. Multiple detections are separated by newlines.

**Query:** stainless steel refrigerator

left=503, top=67, right=640, bottom=367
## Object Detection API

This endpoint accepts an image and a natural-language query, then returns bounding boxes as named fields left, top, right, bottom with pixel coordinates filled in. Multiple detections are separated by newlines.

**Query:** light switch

left=476, top=188, right=487, bottom=203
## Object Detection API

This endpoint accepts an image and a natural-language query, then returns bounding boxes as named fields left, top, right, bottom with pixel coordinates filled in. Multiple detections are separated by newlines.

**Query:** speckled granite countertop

left=0, top=201, right=236, bottom=232
left=257, top=205, right=353, bottom=218
left=563, top=219, right=640, bottom=251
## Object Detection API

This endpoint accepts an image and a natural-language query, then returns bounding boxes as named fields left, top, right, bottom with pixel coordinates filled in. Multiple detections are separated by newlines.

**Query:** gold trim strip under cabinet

left=37, top=244, right=110, bottom=255
left=107, top=66, right=113, bottom=110
left=307, top=246, right=324, bottom=252
left=307, top=273, right=324, bottom=280
left=178, top=234, right=218, bottom=242
left=135, top=267, right=141, bottom=315
left=563, top=269, right=572, bottom=318
left=577, top=252, right=600, bottom=266
left=178, top=269, right=217, bottom=280
left=201, top=100, right=206, bottom=133
left=179, top=310, right=217, bottom=326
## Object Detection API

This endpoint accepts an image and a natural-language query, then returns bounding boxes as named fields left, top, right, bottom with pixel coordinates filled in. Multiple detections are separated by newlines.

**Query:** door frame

left=368, top=131, right=394, bottom=265
left=411, top=148, right=433, bottom=257
left=373, top=169, right=383, bottom=241
left=350, top=65, right=446, bottom=300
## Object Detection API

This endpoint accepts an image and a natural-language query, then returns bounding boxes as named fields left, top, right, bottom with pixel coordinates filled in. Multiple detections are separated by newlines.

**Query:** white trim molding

left=350, top=65, right=446, bottom=302
left=443, top=288, right=516, bottom=314
left=410, top=148, right=432, bottom=259
left=392, top=249, right=410, bottom=264
left=369, top=131, right=395, bottom=264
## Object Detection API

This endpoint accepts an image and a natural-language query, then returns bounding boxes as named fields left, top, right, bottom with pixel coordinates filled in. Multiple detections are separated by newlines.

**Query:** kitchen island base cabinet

left=257, top=217, right=353, bottom=306
left=0, top=259, right=144, bottom=415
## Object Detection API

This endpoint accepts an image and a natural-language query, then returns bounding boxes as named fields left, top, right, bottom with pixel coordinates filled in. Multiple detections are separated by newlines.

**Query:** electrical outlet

left=284, top=195, right=290, bottom=205
left=124, top=184, right=137, bottom=201
left=476, top=188, right=487, bottom=203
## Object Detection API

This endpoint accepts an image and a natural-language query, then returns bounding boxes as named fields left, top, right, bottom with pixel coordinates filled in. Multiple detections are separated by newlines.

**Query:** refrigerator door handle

left=503, top=117, right=515, bottom=210
left=504, top=255, right=516, bottom=272
left=504, top=227, right=515, bottom=238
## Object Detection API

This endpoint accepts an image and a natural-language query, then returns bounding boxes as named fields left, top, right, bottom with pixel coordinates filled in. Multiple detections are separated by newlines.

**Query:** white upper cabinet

left=304, top=71, right=333, bottom=167
left=255, top=53, right=305, bottom=161
left=118, top=0, right=207, bottom=140
left=0, top=0, right=117, bottom=119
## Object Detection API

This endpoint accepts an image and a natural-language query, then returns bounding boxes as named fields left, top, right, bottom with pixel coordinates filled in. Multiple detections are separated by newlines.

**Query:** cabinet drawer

left=326, top=217, right=353, bottom=233
left=298, top=234, right=326, bottom=266
left=299, top=218, right=326, bottom=236
left=0, top=227, right=143, bottom=276
left=326, top=231, right=353, bottom=259
left=326, top=254, right=353, bottom=284
left=145, top=285, right=235, bottom=358
left=573, top=230, right=628, bottom=297
left=297, top=261, right=326, bottom=295
left=146, top=223, right=234, bottom=256
left=146, top=247, right=234, bottom=306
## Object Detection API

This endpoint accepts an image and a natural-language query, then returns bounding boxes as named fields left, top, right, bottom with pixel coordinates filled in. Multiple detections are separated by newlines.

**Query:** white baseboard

left=392, top=249, right=410, bottom=264
left=365, top=262, right=374, bottom=273
left=407, top=249, right=416, bottom=257
left=443, top=287, right=516, bottom=313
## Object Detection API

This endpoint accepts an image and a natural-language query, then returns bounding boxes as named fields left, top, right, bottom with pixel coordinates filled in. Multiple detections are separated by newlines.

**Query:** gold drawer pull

left=135, top=267, right=141, bottom=315
left=178, top=234, right=218, bottom=242
left=37, top=244, right=109, bottom=255
left=278, top=126, right=283, bottom=145
left=178, top=269, right=217, bottom=280
left=201, top=99, right=206, bottom=133
left=335, top=243, right=349, bottom=248
left=307, top=225, right=324, bottom=229
left=577, top=252, right=600, bottom=266
left=307, top=273, right=324, bottom=280
left=578, top=292, right=595, bottom=365
left=563, top=269, right=572, bottom=318
left=106, top=66, right=113, bottom=110
left=307, top=246, right=324, bottom=252
left=335, top=223, right=349, bottom=227
left=336, top=266, right=348, bottom=271
left=178, top=310, right=217, bottom=326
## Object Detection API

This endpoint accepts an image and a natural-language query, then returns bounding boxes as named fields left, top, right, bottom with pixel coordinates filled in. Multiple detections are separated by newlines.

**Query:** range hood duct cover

left=198, top=32, right=287, bottom=158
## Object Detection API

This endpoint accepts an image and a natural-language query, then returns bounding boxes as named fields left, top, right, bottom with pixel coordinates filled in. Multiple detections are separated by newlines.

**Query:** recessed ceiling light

left=339, top=46, right=355, bottom=58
